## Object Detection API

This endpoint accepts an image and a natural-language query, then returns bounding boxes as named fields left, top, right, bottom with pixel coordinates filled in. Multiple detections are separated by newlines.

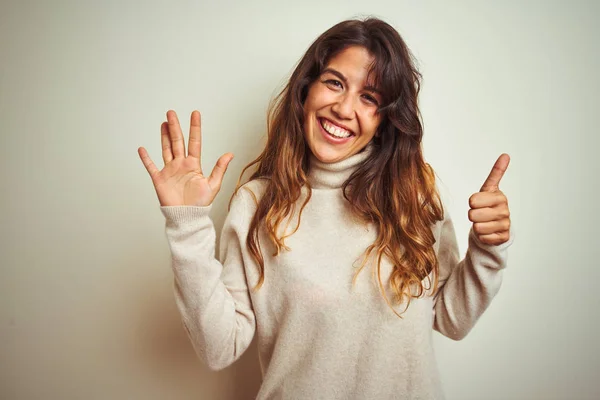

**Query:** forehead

left=324, top=46, right=378, bottom=86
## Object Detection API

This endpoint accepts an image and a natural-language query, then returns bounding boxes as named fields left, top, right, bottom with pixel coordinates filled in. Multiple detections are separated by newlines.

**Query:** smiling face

left=303, top=46, right=383, bottom=164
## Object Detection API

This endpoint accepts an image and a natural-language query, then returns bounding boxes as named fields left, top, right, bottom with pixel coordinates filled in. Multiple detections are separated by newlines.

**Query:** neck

left=307, top=144, right=374, bottom=189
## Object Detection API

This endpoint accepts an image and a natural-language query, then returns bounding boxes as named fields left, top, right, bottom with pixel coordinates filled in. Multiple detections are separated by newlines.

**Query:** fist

left=468, top=154, right=511, bottom=246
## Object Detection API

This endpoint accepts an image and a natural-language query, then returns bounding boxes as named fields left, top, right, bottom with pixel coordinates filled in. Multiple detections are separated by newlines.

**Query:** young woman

left=138, top=17, right=513, bottom=400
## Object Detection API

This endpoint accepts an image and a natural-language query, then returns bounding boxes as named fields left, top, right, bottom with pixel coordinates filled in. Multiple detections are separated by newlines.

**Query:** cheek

left=372, top=118, right=382, bottom=134
left=304, top=85, right=317, bottom=105
left=303, top=90, right=315, bottom=120
left=359, top=111, right=382, bottom=137
left=306, top=86, right=332, bottom=110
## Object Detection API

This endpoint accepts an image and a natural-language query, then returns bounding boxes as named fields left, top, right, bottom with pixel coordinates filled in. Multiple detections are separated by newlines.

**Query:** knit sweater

left=160, top=146, right=514, bottom=400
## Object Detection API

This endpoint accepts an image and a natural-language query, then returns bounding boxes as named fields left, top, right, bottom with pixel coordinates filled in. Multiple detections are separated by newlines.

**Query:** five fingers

left=140, top=110, right=232, bottom=190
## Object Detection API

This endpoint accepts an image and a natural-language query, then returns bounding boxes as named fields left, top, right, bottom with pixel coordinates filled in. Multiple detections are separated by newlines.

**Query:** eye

left=362, top=94, right=379, bottom=106
left=323, top=79, right=343, bottom=89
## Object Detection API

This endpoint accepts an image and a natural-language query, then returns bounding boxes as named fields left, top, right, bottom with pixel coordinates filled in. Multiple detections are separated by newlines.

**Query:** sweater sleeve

left=160, top=189, right=256, bottom=371
left=432, top=210, right=515, bottom=340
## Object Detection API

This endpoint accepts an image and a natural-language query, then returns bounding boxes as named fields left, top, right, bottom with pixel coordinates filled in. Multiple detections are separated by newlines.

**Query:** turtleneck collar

left=307, top=143, right=374, bottom=189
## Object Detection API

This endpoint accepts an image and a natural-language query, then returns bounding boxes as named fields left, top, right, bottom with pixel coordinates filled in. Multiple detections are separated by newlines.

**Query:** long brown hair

left=233, top=17, right=444, bottom=316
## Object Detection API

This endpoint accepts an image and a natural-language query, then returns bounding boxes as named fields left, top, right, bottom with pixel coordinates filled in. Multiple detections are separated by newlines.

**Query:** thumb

left=480, top=153, right=510, bottom=192
left=208, top=153, right=234, bottom=189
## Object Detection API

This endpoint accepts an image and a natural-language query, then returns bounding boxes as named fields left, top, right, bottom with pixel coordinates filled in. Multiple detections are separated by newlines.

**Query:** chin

left=310, top=146, right=349, bottom=163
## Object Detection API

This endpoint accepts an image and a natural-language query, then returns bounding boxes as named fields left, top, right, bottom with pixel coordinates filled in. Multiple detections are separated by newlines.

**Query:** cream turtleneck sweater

left=160, top=146, right=514, bottom=400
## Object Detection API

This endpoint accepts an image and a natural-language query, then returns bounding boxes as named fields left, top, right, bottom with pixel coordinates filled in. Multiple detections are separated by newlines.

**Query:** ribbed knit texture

left=160, top=147, right=514, bottom=400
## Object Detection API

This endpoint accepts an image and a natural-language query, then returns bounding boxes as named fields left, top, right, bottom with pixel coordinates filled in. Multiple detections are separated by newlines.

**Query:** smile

left=319, top=118, right=354, bottom=139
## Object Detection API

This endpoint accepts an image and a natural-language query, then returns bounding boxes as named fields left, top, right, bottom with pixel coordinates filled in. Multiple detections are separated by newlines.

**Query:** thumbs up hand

left=468, top=154, right=511, bottom=246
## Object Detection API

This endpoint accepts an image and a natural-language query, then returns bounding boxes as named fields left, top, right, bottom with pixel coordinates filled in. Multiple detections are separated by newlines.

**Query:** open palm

left=138, top=110, right=234, bottom=207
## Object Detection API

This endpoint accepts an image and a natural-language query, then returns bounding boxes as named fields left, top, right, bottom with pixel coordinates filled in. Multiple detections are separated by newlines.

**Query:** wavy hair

left=233, top=17, right=444, bottom=317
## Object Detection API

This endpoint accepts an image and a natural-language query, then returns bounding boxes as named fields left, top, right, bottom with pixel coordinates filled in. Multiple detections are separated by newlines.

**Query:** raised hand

left=138, top=110, right=234, bottom=207
left=467, top=154, right=511, bottom=245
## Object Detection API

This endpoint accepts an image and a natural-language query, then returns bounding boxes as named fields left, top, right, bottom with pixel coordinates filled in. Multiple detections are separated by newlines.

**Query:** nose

left=331, top=93, right=355, bottom=120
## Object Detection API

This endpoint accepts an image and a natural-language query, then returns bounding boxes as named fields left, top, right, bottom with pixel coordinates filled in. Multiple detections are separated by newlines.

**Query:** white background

left=1, top=1, right=598, bottom=399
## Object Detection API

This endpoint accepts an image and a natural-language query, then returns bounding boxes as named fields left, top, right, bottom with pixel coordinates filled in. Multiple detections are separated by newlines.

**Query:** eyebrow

left=321, top=68, right=382, bottom=96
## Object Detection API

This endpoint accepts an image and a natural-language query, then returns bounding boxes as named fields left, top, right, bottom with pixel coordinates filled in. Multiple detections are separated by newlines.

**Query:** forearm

left=433, top=226, right=514, bottom=340
left=162, top=205, right=256, bottom=370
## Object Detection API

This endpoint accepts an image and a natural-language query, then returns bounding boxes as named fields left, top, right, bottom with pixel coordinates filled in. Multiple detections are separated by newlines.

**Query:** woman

left=138, top=17, right=513, bottom=400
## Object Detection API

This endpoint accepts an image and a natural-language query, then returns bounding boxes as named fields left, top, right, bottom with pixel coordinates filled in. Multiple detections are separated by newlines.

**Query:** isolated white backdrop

left=1, top=1, right=598, bottom=399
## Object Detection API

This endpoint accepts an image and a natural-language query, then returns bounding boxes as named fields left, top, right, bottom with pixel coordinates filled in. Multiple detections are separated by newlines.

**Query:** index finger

left=187, top=110, right=202, bottom=159
left=480, top=153, right=510, bottom=192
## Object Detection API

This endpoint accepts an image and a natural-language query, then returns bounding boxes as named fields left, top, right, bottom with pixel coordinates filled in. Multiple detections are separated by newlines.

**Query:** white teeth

left=321, top=119, right=352, bottom=138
